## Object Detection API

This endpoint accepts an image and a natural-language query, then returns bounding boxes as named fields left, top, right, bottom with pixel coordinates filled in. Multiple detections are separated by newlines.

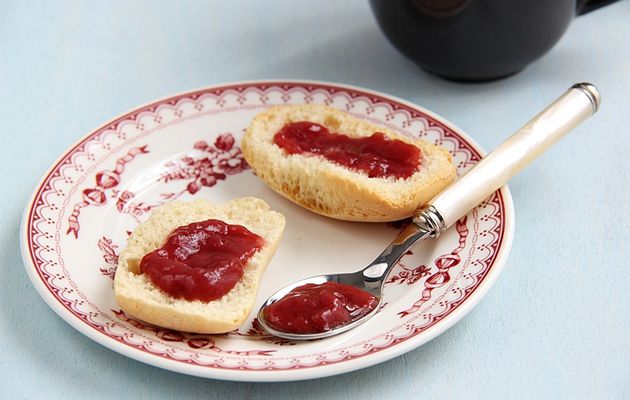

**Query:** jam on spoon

left=140, top=219, right=264, bottom=302
left=262, top=281, right=379, bottom=334
left=273, top=121, right=421, bottom=179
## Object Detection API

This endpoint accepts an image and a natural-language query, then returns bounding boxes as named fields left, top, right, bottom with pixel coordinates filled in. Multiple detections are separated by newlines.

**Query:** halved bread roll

left=241, top=104, right=456, bottom=222
left=114, top=197, right=285, bottom=334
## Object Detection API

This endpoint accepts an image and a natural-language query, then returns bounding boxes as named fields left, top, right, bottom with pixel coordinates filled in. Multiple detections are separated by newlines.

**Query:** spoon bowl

left=257, top=274, right=382, bottom=340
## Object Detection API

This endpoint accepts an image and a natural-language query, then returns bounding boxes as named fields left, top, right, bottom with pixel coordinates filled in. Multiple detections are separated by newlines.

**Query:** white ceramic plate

left=20, top=80, right=514, bottom=382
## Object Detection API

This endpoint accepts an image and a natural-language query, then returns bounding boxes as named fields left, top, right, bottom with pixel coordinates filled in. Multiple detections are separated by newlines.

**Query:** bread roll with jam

left=241, top=104, right=456, bottom=222
left=114, top=197, right=285, bottom=334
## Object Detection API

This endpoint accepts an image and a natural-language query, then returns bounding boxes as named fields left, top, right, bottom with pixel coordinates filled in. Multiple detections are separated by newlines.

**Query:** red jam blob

left=273, top=122, right=421, bottom=179
left=263, top=282, right=379, bottom=334
left=140, top=219, right=264, bottom=302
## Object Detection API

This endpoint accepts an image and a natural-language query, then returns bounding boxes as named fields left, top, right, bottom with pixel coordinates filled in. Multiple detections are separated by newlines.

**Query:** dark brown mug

left=369, top=0, right=620, bottom=81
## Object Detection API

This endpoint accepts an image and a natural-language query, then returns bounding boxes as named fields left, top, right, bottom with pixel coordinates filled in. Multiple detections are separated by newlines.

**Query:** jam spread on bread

left=273, top=122, right=421, bottom=179
left=263, top=282, right=378, bottom=334
left=140, top=219, right=264, bottom=302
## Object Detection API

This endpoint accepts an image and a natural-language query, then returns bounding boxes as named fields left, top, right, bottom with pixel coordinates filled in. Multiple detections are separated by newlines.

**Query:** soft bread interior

left=241, top=104, right=457, bottom=221
left=114, top=197, right=285, bottom=334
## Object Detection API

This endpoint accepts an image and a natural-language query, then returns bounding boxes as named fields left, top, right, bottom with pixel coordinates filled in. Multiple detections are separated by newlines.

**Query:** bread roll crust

left=114, top=197, right=285, bottom=334
left=241, top=104, right=457, bottom=221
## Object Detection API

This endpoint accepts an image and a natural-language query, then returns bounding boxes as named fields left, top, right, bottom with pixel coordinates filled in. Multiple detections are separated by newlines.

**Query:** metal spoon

left=257, top=83, right=601, bottom=340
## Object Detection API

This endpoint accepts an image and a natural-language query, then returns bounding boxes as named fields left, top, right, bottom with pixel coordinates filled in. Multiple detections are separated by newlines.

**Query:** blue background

left=1, top=1, right=628, bottom=399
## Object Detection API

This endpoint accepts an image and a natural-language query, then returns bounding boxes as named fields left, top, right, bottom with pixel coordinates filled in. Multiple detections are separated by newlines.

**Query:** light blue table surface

left=1, top=1, right=629, bottom=399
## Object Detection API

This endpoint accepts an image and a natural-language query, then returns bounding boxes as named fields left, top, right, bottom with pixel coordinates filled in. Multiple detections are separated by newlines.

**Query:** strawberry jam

left=263, top=282, right=379, bottom=334
left=273, top=122, right=421, bottom=179
left=140, top=219, right=264, bottom=302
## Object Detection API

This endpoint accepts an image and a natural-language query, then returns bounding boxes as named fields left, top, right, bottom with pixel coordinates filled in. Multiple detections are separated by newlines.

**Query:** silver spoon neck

left=360, top=210, right=441, bottom=284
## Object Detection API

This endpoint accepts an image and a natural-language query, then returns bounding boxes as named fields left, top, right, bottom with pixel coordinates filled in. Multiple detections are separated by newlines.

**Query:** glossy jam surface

left=263, top=282, right=379, bottom=334
left=140, top=219, right=264, bottom=302
left=273, top=122, right=421, bottom=179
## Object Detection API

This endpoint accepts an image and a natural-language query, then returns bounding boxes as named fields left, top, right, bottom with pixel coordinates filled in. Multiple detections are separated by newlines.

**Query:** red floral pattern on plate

left=398, top=216, right=469, bottom=317
left=386, top=262, right=431, bottom=286
left=66, top=146, right=149, bottom=238
left=160, top=133, right=248, bottom=196
left=113, top=310, right=276, bottom=355
left=98, top=236, right=119, bottom=281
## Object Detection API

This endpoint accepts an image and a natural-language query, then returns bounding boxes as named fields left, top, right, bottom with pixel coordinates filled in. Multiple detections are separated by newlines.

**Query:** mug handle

left=577, top=0, right=620, bottom=15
